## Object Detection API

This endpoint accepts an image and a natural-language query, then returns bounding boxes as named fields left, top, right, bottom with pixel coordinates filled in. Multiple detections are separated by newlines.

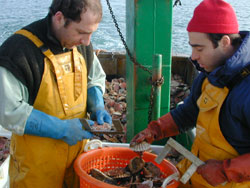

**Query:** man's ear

left=53, top=11, right=65, bottom=27
left=220, top=35, right=231, bottom=49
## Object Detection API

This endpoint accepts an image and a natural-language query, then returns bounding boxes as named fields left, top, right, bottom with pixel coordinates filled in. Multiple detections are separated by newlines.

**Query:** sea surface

left=0, top=0, right=249, bottom=55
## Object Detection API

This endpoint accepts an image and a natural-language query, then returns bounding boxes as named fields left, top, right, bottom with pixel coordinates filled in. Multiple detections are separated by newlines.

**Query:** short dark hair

left=207, top=33, right=242, bottom=49
left=49, top=0, right=102, bottom=26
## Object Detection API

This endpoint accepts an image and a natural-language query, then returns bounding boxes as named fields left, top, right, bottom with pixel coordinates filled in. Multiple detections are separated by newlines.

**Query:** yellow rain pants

left=9, top=29, right=88, bottom=188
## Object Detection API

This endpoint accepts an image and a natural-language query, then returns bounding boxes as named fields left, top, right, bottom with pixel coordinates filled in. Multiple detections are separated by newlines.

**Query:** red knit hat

left=187, top=0, right=239, bottom=34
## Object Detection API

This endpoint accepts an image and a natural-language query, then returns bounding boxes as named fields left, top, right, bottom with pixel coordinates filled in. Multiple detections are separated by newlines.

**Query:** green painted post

left=152, top=54, right=162, bottom=121
left=126, top=0, right=173, bottom=142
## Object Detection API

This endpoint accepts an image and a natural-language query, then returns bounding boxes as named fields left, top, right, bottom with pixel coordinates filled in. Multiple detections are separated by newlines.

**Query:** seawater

left=0, top=0, right=249, bottom=55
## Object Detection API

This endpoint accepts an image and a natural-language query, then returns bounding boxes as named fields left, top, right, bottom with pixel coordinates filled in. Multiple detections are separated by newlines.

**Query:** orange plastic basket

left=74, top=147, right=180, bottom=188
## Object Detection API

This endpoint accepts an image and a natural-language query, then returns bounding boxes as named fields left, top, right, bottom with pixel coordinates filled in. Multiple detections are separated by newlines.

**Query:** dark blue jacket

left=171, top=31, right=250, bottom=155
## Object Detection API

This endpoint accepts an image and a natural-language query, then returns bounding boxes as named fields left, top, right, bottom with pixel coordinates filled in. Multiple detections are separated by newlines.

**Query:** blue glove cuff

left=24, top=109, right=63, bottom=139
left=87, top=86, right=112, bottom=125
left=25, top=109, right=94, bottom=145
left=87, top=86, right=105, bottom=113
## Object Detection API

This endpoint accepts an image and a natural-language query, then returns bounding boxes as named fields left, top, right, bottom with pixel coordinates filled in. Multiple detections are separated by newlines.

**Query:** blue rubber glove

left=24, top=109, right=94, bottom=146
left=87, top=86, right=112, bottom=125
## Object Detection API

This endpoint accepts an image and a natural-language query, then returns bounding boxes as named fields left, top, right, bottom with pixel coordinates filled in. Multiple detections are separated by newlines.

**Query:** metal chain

left=105, top=0, right=165, bottom=123
left=105, top=0, right=152, bottom=75
left=148, top=85, right=155, bottom=123
left=147, top=76, right=164, bottom=123
left=173, top=0, right=182, bottom=7
left=151, top=76, right=165, bottom=87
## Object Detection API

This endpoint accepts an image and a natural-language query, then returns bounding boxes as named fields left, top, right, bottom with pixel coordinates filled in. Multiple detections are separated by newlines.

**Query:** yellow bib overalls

left=9, top=30, right=88, bottom=188
left=177, top=78, right=250, bottom=188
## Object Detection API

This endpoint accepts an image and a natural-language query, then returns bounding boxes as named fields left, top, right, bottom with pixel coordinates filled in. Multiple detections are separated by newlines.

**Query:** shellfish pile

left=92, top=122, right=112, bottom=131
left=104, top=77, right=127, bottom=123
left=0, top=137, right=10, bottom=166
left=95, top=74, right=190, bottom=143
left=170, top=74, right=190, bottom=109
left=90, top=156, right=166, bottom=187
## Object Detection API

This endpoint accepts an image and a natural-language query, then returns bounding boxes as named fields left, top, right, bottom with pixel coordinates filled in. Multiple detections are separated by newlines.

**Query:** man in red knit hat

left=130, top=0, right=250, bottom=187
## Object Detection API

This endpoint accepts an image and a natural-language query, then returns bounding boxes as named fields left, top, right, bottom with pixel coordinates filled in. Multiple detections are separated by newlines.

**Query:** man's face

left=188, top=32, right=226, bottom=72
left=55, top=9, right=99, bottom=49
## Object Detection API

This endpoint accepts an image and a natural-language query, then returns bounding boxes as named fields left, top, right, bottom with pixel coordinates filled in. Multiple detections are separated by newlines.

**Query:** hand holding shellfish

left=129, top=127, right=155, bottom=152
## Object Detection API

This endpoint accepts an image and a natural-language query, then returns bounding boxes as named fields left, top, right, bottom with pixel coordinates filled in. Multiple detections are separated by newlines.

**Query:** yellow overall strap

left=15, top=29, right=44, bottom=48
left=15, top=29, right=70, bottom=114
left=72, top=48, right=82, bottom=99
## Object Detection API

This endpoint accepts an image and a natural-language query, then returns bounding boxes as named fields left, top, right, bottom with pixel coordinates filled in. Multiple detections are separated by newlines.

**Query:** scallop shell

left=128, top=156, right=145, bottom=174
left=130, top=141, right=151, bottom=152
